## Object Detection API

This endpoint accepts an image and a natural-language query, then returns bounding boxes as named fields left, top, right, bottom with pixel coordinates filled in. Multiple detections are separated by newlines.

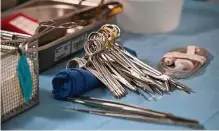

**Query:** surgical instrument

left=64, top=96, right=203, bottom=129
left=66, top=24, right=195, bottom=99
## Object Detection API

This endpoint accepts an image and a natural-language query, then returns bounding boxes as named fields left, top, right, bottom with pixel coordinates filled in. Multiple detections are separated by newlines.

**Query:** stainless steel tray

left=1, top=0, right=93, bottom=22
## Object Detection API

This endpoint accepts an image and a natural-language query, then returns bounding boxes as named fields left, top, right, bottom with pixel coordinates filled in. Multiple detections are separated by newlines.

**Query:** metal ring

left=84, top=39, right=100, bottom=56
left=111, top=24, right=121, bottom=37
left=101, top=24, right=120, bottom=37
left=98, top=29, right=110, bottom=40
left=66, top=57, right=86, bottom=69
left=101, top=27, right=117, bottom=40
left=87, top=32, right=105, bottom=42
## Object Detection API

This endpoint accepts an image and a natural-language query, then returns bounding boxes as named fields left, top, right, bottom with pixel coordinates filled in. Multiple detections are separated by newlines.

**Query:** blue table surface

left=2, top=1, right=219, bottom=130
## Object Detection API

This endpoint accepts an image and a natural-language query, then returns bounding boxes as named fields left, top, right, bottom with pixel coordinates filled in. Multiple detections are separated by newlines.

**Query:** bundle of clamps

left=66, top=24, right=194, bottom=99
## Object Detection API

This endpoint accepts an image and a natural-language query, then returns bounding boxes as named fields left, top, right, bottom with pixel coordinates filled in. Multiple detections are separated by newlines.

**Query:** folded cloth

left=52, top=69, right=100, bottom=100
left=52, top=47, right=137, bottom=100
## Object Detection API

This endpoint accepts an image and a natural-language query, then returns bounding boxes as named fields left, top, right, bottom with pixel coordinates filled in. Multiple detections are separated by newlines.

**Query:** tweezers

left=64, top=96, right=203, bottom=129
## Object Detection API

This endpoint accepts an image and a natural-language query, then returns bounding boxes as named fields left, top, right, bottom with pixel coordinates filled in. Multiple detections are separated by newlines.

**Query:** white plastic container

left=116, top=0, right=184, bottom=34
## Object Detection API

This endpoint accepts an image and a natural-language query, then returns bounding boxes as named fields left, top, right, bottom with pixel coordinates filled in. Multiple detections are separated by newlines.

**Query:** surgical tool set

left=66, top=24, right=194, bottom=99
left=63, top=96, right=203, bottom=129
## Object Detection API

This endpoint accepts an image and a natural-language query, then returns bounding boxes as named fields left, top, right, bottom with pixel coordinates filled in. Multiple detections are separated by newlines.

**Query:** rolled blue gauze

left=52, top=47, right=137, bottom=100
left=52, top=68, right=101, bottom=100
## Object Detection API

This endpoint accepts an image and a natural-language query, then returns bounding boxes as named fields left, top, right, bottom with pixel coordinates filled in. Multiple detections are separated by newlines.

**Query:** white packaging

left=116, top=0, right=183, bottom=34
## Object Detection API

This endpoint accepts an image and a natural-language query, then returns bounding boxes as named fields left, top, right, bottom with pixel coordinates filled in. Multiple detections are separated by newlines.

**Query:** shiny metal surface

left=1, top=0, right=88, bottom=21
left=65, top=97, right=203, bottom=129
left=64, top=24, right=194, bottom=100
left=9, top=5, right=76, bottom=22
left=1, top=30, right=31, bottom=40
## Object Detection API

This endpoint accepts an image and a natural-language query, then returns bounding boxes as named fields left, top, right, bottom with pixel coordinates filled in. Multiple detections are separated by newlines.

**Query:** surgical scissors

left=115, top=42, right=194, bottom=93
left=33, top=20, right=77, bottom=40
left=101, top=53, right=140, bottom=94
left=66, top=57, right=111, bottom=90
left=97, top=26, right=170, bottom=94
left=94, top=26, right=191, bottom=93
left=85, top=35, right=128, bottom=98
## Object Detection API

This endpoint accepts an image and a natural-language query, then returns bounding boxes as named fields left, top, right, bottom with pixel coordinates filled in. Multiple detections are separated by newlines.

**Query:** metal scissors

left=101, top=53, right=139, bottom=94
left=84, top=38, right=127, bottom=98
left=97, top=27, right=145, bottom=77
left=88, top=27, right=167, bottom=96
left=35, top=20, right=77, bottom=37
left=117, top=43, right=194, bottom=93
left=9, top=20, right=78, bottom=54
left=66, top=57, right=109, bottom=87
left=24, top=20, right=77, bottom=46
left=66, top=56, right=125, bottom=98
left=94, top=55, right=127, bottom=98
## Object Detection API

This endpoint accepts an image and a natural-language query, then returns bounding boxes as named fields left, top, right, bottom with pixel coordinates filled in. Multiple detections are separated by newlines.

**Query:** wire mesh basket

left=1, top=31, right=39, bottom=122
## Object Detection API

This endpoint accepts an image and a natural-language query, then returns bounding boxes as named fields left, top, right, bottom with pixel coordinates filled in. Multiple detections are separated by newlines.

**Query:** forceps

left=98, top=26, right=145, bottom=76
left=114, top=62, right=166, bottom=92
left=117, top=44, right=194, bottom=93
left=101, top=53, right=140, bottom=94
left=64, top=96, right=203, bottom=129
left=93, top=27, right=167, bottom=95
left=84, top=38, right=127, bottom=98
left=94, top=55, right=127, bottom=98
